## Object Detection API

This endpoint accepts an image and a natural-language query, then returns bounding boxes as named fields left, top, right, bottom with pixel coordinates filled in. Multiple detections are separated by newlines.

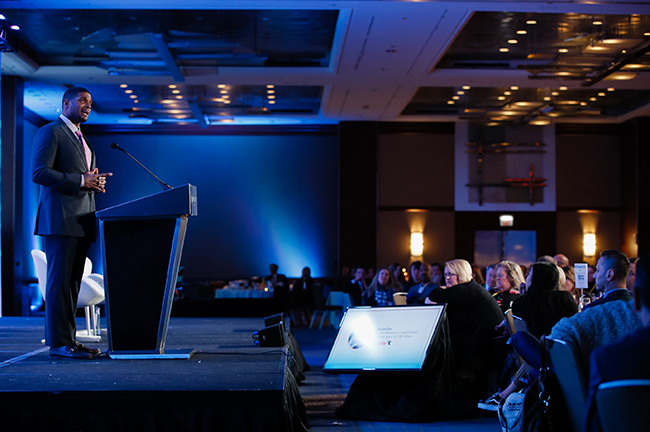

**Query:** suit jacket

left=584, top=325, right=650, bottom=432
left=582, top=288, right=632, bottom=311
left=32, top=117, right=96, bottom=238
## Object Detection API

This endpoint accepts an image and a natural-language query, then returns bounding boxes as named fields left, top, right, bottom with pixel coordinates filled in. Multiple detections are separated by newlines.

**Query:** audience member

left=485, top=264, right=498, bottom=292
left=494, top=261, right=524, bottom=313
left=426, top=259, right=504, bottom=398
left=403, top=260, right=422, bottom=291
left=582, top=249, right=631, bottom=310
left=479, top=262, right=578, bottom=411
left=627, top=256, right=638, bottom=291
left=561, top=265, right=579, bottom=304
left=585, top=255, right=649, bottom=432
left=388, top=263, right=407, bottom=292
left=291, top=266, right=316, bottom=327
left=431, top=263, right=444, bottom=287
left=537, top=255, right=556, bottom=264
left=344, top=267, right=367, bottom=307
left=406, top=262, right=439, bottom=304
left=267, top=263, right=290, bottom=316
left=472, top=265, right=485, bottom=286
left=365, top=266, right=375, bottom=286
left=334, top=265, right=351, bottom=292
left=554, top=253, right=569, bottom=268
left=362, top=267, right=398, bottom=306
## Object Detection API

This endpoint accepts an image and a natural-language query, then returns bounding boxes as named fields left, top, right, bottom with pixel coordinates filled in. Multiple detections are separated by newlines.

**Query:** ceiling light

left=543, top=96, right=551, bottom=101
left=551, top=92, right=559, bottom=96
left=266, top=85, right=275, bottom=89
left=516, top=30, right=527, bottom=35
left=529, top=119, right=550, bottom=126
left=268, top=95, right=276, bottom=99
left=0, top=14, right=5, bottom=20
left=457, top=91, right=465, bottom=95
left=498, top=96, right=506, bottom=101
left=559, top=86, right=568, bottom=91
left=510, top=86, right=519, bottom=91
left=220, top=90, right=228, bottom=94
left=125, top=89, right=133, bottom=94
left=592, top=20, right=603, bottom=25
left=645, top=32, right=650, bottom=37
left=504, top=91, right=511, bottom=96
left=133, top=100, right=138, bottom=104
left=580, top=102, right=587, bottom=106
left=268, top=100, right=276, bottom=104
left=120, top=84, right=128, bottom=88
left=168, top=84, right=177, bottom=89
left=267, top=90, right=275, bottom=94
left=172, top=89, right=181, bottom=94
left=447, top=100, right=455, bottom=105
left=598, top=92, right=606, bottom=97
left=607, top=72, right=637, bottom=80
left=462, top=85, right=471, bottom=90
left=129, top=95, right=137, bottom=99
left=526, top=20, right=537, bottom=25
left=499, top=48, right=510, bottom=53
left=9, top=25, right=19, bottom=31
left=607, top=88, right=615, bottom=92
left=508, top=39, right=518, bottom=44
left=559, top=48, right=569, bottom=53
left=224, top=100, right=231, bottom=104
left=590, top=97, right=598, bottom=101
left=218, top=84, right=226, bottom=89
left=621, top=64, right=646, bottom=70
left=176, top=95, right=183, bottom=99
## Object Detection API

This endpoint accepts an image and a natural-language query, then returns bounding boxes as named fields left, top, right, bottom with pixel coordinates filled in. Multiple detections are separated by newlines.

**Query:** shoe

left=49, top=345, right=95, bottom=359
left=477, top=393, right=503, bottom=412
left=74, top=341, right=101, bottom=356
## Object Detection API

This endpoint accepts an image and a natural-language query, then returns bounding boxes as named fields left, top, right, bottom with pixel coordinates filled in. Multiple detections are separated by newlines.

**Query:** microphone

left=111, top=142, right=173, bottom=190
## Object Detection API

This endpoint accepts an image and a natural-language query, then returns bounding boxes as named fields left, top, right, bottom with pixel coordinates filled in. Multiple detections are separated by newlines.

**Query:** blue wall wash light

left=89, top=133, right=338, bottom=280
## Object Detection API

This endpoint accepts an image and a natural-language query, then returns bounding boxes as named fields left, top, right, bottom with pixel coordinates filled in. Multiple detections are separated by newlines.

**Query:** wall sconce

left=583, top=233, right=596, bottom=257
left=410, top=232, right=424, bottom=257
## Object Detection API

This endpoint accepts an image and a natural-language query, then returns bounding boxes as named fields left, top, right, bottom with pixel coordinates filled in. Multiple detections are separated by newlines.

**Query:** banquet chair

left=545, top=337, right=588, bottom=432
left=393, top=292, right=407, bottom=305
left=31, top=249, right=105, bottom=342
left=596, top=379, right=650, bottom=432
left=309, top=285, right=343, bottom=329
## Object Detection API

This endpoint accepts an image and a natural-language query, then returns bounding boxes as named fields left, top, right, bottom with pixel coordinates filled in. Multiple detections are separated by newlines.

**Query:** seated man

left=584, top=255, right=650, bottom=432
left=583, top=249, right=632, bottom=310
left=406, top=262, right=439, bottom=304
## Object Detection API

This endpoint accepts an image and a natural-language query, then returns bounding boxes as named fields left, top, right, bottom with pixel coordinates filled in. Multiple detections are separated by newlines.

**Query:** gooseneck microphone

left=111, top=143, right=173, bottom=190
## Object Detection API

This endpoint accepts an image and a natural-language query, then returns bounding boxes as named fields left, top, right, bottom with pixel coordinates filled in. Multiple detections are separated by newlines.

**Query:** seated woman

left=362, top=267, right=399, bottom=306
left=425, top=259, right=504, bottom=389
left=494, top=260, right=525, bottom=314
left=478, top=262, right=578, bottom=411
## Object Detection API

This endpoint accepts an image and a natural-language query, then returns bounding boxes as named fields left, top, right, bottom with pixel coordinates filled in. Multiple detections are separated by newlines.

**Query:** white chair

left=393, top=292, right=407, bottom=305
left=31, top=249, right=105, bottom=342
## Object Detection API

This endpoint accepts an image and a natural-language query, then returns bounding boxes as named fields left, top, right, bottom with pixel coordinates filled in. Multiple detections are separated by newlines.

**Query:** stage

left=0, top=316, right=309, bottom=432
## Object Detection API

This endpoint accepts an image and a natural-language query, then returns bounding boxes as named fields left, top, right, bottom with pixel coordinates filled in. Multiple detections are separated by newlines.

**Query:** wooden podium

left=96, top=184, right=198, bottom=359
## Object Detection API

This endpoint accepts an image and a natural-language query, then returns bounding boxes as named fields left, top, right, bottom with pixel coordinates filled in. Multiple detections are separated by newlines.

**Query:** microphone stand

left=111, top=143, right=173, bottom=190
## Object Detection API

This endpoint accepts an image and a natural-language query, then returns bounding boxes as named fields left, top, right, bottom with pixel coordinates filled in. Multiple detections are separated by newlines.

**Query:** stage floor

left=0, top=316, right=306, bottom=431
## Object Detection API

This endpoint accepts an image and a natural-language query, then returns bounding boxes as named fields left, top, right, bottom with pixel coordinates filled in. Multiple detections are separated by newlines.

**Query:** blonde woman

left=494, top=260, right=525, bottom=313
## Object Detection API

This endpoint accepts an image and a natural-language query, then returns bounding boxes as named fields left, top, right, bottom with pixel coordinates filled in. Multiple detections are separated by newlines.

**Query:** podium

left=96, top=184, right=198, bottom=359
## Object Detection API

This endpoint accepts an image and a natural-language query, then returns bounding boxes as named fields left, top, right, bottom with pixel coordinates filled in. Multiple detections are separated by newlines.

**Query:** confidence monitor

left=323, top=304, right=446, bottom=373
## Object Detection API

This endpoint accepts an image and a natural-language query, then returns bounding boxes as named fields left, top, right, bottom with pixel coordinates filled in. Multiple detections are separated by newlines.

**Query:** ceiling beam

left=150, top=33, right=185, bottom=83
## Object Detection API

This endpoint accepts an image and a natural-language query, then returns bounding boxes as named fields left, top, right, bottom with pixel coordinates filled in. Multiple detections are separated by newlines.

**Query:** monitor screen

left=323, top=304, right=446, bottom=373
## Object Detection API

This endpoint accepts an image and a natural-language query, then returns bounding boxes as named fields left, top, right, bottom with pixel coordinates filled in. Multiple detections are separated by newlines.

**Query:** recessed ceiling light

left=220, top=90, right=228, bottom=94
left=498, top=96, right=506, bottom=101
left=499, top=48, right=510, bottom=53
left=125, top=89, right=133, bottom=94
left=268, top=100, right=276, bottom=104
left=462, top=85, right=471, bottom=90
left=452, top=96, right=460, bottom=100
left=508, top=39, right=518, bottom=44
left=598, top=92, right=606, bottom=97
left=172, top=89, right=181, bottom=94
left=267, top=90, right=275, bottom=94
left=504, top=91, right=511, bottom=96
left=120, top=84, right=128, bottom=88
left=129, top=95, right=137, bottom=99
left=590, top=97, right=598, bottom=101
left=543, top=96, right=551, bottom=101
left=607, top=88, right=615, bottom=92
left=168, top=84, right=177, bottom=89
left=559, top=86, right=568, bottom=91
left=580, top=102, right=587, bottom=106
left=552, top=92, right=559, bottom=96
left=510, top=86, right=519, bottom=91
left=267, top=95, right=276, bottom=99
left=593, top=20, right=603, bottom=25
left=447, top=100, right=455, bottom=105
left=559, top=48, right=569, bottom=53
left=218, top=84, right=226, bottom=89
left=457, top=91, right=465, bottom=95
left=267, top=85, right=275, bottom=89
left=176, top=95, right=183, bottom=99
left=516, top=30, right=527, bottom=35
left=526, top=20, right=537, bottom=25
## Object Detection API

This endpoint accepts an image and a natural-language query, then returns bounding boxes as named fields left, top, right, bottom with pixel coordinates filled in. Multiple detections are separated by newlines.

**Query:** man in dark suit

left=585, top=253, right=650, bottom=432
left=32, top=87, right=112, bottom=359
left=583, top=249, right=631, bottom=311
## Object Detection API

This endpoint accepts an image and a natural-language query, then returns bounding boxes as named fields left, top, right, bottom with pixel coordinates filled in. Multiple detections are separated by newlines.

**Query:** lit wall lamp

left=410, top=232, right=424, bottom=257
left=583, top=233, right=596, bottom=257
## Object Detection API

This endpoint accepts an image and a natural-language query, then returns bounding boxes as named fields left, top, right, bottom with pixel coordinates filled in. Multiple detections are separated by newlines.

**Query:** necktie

left=75, top=130, right=92, bottom=169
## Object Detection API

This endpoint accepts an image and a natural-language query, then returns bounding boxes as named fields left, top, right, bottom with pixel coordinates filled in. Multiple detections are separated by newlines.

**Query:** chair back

left=545, top=337, right=588, bottom=432
left=393, top=292, right=407, bottom=305
left=79, top=274, right=106, bottom=306
left=31, top=249, right=48, bottom=299
left=596, top=379, right=650, bottom=432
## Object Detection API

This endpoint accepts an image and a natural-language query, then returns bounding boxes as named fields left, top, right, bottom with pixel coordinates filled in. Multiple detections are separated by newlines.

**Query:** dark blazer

left=582, top=288, right=632, bottom=311
left=584, top=325, right=650, bottom=432
left=32, top=117, right=96, bottom=238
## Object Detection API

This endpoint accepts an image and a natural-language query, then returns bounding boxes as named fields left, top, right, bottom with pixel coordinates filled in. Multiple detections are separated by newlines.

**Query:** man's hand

left=84, top=168, right=113, bottom=193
